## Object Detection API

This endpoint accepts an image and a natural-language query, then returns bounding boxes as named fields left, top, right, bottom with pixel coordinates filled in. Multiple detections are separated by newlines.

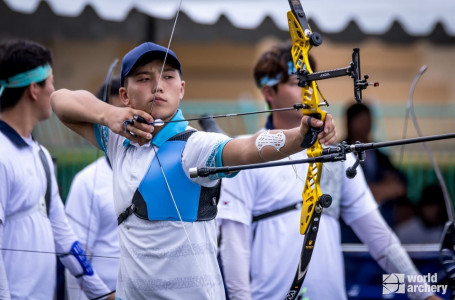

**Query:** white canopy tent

left=3, top=0, right=455, bottom=37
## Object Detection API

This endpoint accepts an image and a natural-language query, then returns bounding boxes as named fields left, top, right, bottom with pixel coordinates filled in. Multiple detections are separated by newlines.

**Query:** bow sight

left=296, top=48, right=379, bottom=104
left=288, top=0, right=378, bottom=104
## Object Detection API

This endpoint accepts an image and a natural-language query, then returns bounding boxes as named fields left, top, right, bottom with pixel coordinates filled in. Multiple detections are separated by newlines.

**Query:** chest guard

left=117, top=130, right=221, bottom=225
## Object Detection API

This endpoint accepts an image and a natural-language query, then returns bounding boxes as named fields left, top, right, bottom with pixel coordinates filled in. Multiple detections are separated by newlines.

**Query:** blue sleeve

left=209, top=139, right=238, bottom=180
left=93, top=124, right=109, bottom=155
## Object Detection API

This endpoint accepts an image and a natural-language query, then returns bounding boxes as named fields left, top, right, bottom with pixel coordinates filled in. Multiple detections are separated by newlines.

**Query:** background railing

left=33, top=100, right=455, bottom=205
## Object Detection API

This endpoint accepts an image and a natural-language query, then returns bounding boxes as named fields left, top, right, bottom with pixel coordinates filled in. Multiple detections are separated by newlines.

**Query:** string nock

left=153, top=119, right=165, bottom=126
left=134, top=115, right=164, bottom=126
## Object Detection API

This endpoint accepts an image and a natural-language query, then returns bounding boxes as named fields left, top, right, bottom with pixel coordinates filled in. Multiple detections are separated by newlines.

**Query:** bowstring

left=148, top=0, right=214, bottom=298
left=0, top=248, right=118, bottom=260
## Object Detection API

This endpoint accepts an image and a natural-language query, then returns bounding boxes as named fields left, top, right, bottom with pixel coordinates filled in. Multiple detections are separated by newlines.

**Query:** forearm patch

left=255, top=130, right=286, bottom=160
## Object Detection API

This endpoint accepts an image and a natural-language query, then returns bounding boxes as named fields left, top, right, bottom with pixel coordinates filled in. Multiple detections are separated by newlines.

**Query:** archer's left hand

left=300, top=113, right=336, bottom=146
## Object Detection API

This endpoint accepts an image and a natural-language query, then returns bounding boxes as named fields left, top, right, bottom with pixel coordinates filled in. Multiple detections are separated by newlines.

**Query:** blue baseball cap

left=120, top=42, right=182, bottom=86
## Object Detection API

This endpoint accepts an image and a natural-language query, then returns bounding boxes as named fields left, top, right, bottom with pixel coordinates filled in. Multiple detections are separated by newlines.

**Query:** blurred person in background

left=397, top=184, right=447, bottom=244
left=343, top=102, right=408, bottom=230
left=394, top=197, right=416, bottom=229
left=64, top=76, right=123, bottom=299
left=0, top=39, right=114, bottom=299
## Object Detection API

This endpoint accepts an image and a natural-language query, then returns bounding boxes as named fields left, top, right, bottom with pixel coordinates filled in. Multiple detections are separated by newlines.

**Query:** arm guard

left=59, top=241, right=94, bottom=278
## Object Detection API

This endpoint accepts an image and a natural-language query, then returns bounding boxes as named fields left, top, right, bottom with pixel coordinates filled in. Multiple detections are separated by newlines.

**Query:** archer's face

left=275, top=75, right=301, bottom=108
left=120, top=59, right=185, bottom=122
left=268, top=74, right=304, bottom=126
left=37, top=74, right=55, bottom=121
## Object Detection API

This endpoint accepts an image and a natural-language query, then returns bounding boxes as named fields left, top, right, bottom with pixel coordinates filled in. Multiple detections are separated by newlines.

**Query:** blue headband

left=259, top=73, right=282, bottom=87
left=258, top=61, right=298, bottom=88
left=0, top=64, right=52, bottom=97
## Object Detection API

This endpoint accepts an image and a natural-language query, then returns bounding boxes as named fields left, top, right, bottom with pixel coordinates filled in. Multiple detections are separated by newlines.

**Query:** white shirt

left=217, top=150, right=377, bottom=300
left=0, top=121, right=110, bottom=300
left=95, top=113, right=232, bottom=300
left=65, top=157, right=119, bottom=300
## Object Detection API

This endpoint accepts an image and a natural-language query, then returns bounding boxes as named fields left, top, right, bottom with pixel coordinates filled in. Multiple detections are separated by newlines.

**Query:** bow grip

left=301, top=114, right=323, bottom=148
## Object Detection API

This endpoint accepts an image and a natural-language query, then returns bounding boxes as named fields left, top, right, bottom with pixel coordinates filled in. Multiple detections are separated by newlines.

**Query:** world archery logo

left=383, top=273, right=405, bottom=294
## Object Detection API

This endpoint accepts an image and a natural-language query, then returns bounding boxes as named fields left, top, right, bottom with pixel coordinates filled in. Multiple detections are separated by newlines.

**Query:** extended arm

left=50, top=89, right=154, bottom=147
left=222, top=114, right=336, bottom=166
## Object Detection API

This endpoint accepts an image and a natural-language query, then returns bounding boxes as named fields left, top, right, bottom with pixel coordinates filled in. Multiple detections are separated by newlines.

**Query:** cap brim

left=130, top=51, right=181, bottom=74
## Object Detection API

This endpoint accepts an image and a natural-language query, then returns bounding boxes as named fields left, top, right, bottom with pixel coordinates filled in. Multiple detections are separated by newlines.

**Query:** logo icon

left=383, top=273, right=405, bottom=294
left=305, top=240, right=314, bottom=249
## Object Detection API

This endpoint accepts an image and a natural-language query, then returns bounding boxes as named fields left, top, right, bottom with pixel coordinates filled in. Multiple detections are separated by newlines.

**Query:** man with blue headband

left=50, top=41, right=337, bottom=299
left=0, top=39, right=114, bottom=299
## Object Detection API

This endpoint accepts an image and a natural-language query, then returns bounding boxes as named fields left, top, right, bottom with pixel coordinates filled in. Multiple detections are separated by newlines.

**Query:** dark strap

left=117, top=204, right=137, bottom=225
left=252, top=202, right=302, bottom=223
left=37, top=146, right=51, bottom=217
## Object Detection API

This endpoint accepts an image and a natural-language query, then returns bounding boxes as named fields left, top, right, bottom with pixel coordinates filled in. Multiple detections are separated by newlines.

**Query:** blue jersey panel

left=138, top=140, right=201, bottom=222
